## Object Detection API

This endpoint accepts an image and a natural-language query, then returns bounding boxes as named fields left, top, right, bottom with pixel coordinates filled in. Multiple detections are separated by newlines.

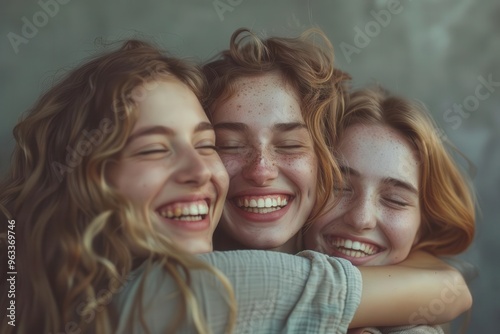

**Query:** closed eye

left=217, top=145, right=245, bottom=150
left=276, top=145, right=303, bottom=149
left=196, top=145, right=217, bottom=155
left=275, top=139, right=307, bottom=151
left=383, top=197, right=410, bottom=208
left=138, top=149, right=168, bottom=155
left=197, top=145, right=217, bottom=150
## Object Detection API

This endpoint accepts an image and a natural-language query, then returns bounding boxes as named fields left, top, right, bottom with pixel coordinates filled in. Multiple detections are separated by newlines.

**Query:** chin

left=182, top=242, right=212, bottom=254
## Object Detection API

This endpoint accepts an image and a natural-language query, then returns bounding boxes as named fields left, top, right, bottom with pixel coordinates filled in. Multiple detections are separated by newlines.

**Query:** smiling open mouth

left=157, top=200, right=209, bottom=221
left=234, top=195, right=289, bottom=214
left=327, top=237, right=380, bottom=258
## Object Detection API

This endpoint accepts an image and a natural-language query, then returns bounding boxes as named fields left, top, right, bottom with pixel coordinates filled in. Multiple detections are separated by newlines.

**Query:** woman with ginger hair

left=0, top=39, right=472, bottom=334
left=304, top=86, right=476, bottom=333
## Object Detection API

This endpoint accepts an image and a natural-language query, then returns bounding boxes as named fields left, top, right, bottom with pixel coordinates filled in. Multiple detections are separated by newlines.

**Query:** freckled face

left=304, top=124, right=421, bottom=265
left=212, top=73, right=318, bottom=251
left=107, top=79, right=229, bottom=254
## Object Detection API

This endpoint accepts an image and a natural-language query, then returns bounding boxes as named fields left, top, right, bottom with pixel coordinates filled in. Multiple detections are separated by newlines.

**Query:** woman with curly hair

left=203, top=28, right=350, bottom=253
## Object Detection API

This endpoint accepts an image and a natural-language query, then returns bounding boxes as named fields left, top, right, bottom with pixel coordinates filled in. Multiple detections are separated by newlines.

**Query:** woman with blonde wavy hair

left=203, top=27, right=350, bottom=253
left=0, top=39, right=473, bottom=334
left=0, top=39, right=238, bottom=333
left=304, top=86, right=476, bottom=333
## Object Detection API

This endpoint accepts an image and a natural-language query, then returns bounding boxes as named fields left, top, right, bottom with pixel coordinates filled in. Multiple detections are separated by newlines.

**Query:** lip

left=155, top=195, right=214, bottom=232
left=228, top=189, right=294, bottom=223
left=321, top=234, right=385, bottom=266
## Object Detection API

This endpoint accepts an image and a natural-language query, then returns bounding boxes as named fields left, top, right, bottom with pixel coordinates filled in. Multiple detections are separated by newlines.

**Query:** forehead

left=133, top=79, right=208, bottom=125
left=339, top=124, right=419, bottom=182
left=212, top=73, right=303, bottom=124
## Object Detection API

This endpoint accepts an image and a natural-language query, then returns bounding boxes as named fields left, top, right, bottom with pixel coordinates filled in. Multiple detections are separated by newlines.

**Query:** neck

left=213, top=228, right=301, bottom=254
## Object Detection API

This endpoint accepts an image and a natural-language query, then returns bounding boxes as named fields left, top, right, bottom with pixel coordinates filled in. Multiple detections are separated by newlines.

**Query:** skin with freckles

left=304, top=123, right=421, bottom=266
left=107, top=79, right=229, bottom=254
left=212, top=72, right=318, bottom=252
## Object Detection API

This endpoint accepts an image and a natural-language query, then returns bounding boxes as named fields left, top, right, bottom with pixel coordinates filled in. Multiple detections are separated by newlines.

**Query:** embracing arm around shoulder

left=112, top=250, right=362, bottom=333
left=350, top=251, right=472, bottom=328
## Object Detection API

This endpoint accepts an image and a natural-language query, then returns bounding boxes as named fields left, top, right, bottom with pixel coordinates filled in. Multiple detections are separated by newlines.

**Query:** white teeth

left=190, top=204, right=199, bottom=215
left=198, top=204, right=208, bottom=215
left=338, top=248, right=368, bottom=258
left=158, top=201, right=209, bottom=220
left=242, top=207, right=281, bottom=214
left=178, top=215, right=202, bottom=221
left=175, top=207, right=182, bottom=217
left=328, top=237, right=378, bottom=256
left=236, top=195, right=289, bottom=212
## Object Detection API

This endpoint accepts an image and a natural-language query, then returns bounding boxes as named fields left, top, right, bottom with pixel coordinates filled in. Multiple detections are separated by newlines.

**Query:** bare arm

left=350, top=251, right=472, bottom=328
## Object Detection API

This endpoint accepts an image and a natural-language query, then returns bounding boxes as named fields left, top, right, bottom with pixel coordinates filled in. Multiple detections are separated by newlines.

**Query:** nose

left=174, top=147, right=211, bottom=186
left=241, top=146, right=278, bottom=186
left=344, top=193, right=377, bottom=231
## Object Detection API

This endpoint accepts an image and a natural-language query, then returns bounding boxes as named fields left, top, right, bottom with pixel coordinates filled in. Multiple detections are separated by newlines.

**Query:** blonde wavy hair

left=338, top=87, right=475, bottom=256
left=202, top=27, right=351, bottom=226
left=0, top=40, right=235, bottom=334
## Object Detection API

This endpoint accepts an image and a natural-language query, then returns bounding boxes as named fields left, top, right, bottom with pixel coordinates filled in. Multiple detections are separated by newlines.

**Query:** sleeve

left=111, top=249, right=362, bottom=333
left=348, top=325, right=445, bottom=334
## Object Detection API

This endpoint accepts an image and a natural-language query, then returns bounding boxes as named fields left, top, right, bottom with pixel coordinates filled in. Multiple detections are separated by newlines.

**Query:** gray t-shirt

left=112, top=250, right=362, bottom=333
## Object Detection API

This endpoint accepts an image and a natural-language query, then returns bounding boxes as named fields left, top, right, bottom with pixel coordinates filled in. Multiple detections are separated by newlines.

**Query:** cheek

left=113, top=164, right=166, bottom=203
left=208, top=158, right=230, bottom=194
left=314, top=203, right=342, bottom=230
left=219, top=153, right=251, bottom=178
left=386, top=214, right=421, bottom=256
left=279, top=153, right=318, bottom=192
left=305, top=209, right=342, bottom=250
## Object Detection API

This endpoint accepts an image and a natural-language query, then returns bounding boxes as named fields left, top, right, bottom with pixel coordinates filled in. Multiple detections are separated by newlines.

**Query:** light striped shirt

left=113, top=250, right=362, bottom=333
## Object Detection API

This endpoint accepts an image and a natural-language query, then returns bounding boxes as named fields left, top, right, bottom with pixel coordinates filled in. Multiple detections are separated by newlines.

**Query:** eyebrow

left=382, top=177, right=419, bottom=195
left=340, top=165, right=419, bottom=195
left=273, top=122, right=308, bottom=132
left=127, top=122, right=213, bottom=143
left=214, top=122, right=307, bottom=132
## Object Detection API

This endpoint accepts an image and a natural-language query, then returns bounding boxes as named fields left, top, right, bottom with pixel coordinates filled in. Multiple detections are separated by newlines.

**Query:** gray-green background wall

left=1, top=0, right=499, bottom=332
